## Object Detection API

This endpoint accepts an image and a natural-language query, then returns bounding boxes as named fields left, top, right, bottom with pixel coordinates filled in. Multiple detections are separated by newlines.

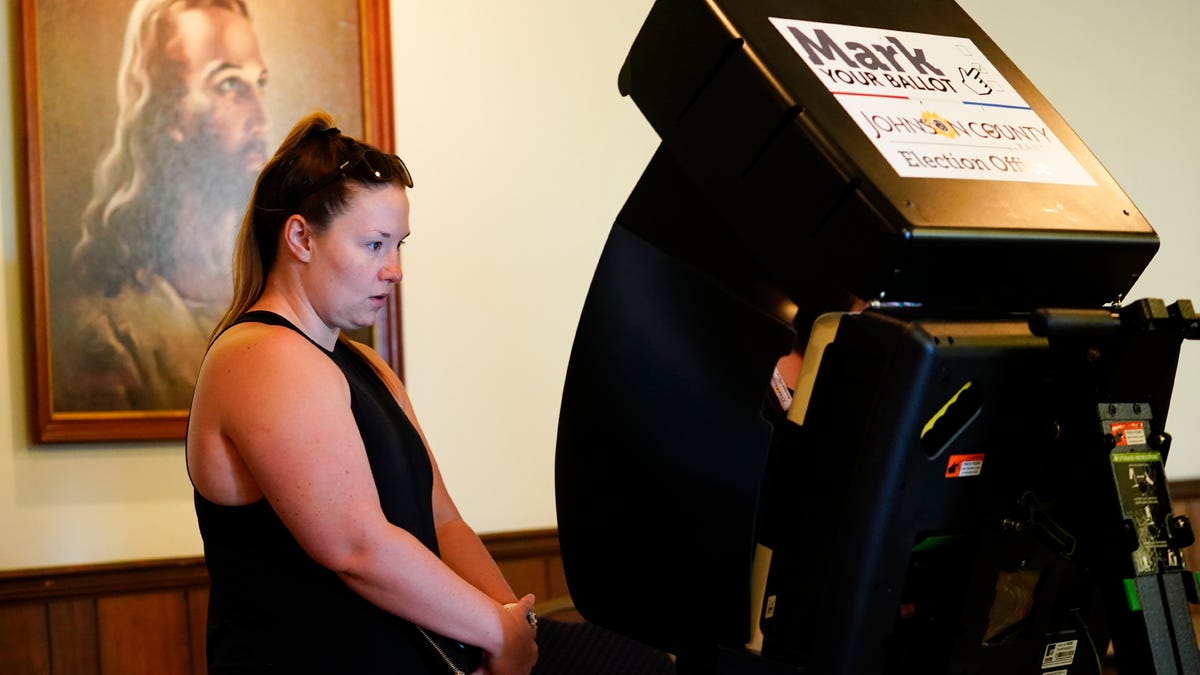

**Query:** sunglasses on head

left=300, top=145, right=414, bottom=202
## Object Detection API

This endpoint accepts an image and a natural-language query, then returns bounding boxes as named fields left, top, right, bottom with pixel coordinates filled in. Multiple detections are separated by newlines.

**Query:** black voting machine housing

left=555, top=0, right=1200, bottom=674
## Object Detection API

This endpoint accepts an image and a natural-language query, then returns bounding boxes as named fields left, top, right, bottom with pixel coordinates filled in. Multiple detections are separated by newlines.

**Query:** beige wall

left=1, top=0, right=1197, bottom=570
left=956, top=0, right=1200, bottom=475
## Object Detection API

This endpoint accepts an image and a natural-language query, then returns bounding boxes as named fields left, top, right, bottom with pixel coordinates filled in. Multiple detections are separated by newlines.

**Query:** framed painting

left=17, top=0, right=401, bottom=443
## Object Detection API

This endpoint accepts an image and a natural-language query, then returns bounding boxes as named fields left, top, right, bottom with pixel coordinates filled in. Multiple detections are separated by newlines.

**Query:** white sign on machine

left=770, top=18, right=1095, bottom=186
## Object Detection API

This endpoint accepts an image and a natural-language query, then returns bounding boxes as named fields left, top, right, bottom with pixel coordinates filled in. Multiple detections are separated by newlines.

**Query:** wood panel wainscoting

left=6, top=483, right=1200, bottom=674
left=0, top=528, right=566, bottom=675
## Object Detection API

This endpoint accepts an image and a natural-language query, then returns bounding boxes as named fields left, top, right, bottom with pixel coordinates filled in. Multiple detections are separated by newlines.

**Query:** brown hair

left=212, top=112, right=409, bottom=339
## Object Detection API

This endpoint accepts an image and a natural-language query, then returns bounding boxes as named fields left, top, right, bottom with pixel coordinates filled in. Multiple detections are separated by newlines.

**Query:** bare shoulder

left=198, top=322, right=348, bottom=411
left=207, top=321, right=331, bottom=367
left=189, top=322, right=353, bottom=503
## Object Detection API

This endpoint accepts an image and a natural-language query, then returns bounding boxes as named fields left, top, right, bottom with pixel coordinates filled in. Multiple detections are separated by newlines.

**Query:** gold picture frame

left=18, top=0, right=401, bottom=443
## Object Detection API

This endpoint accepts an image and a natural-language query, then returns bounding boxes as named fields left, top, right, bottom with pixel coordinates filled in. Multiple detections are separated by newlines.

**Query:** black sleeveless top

left=194, top=311, right=441, bottom=674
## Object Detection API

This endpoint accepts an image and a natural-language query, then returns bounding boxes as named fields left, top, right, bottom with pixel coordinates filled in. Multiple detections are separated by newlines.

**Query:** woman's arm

left=202, top=327, right=536, bottom=672
left=436, top=518, right=520, bottom=604
left=353, top=342, right=524, bottom=605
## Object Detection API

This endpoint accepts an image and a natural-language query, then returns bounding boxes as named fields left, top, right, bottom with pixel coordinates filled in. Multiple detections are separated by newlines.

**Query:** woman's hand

left=477, top=594, right=538, bottom=675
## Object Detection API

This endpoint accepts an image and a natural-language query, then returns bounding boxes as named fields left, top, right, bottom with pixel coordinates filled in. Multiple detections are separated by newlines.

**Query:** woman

left=187, top=113, right=538, bottom=674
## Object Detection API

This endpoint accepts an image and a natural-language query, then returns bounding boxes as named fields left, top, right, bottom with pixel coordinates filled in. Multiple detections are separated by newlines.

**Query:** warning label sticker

left=945, top=453, right=984, bottom=478
left=1110, top=420, right=1147, bottom=447
left=1042, top=640, right=1077, bottom=669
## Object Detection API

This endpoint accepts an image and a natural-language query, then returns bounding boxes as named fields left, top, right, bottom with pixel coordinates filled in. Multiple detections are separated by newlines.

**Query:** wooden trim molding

left=479, top=528, right=562, bottom=560
left=1172, top=478, right=1200, bottom=501
left=6, top=476, right=1200, bottom=601
left=0, top=528, right=561, bottom=603
left=0, top=557, right=208, bottom=603
left=0, top=529, right=564, bottom=675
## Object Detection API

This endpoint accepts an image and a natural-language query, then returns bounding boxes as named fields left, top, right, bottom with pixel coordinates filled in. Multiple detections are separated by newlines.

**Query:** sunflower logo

left=922, top=111, right=959, bottom=139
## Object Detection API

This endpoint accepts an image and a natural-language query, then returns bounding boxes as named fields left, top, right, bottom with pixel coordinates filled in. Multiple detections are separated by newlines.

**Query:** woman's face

left=307, top=184, right=410, bottom=332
